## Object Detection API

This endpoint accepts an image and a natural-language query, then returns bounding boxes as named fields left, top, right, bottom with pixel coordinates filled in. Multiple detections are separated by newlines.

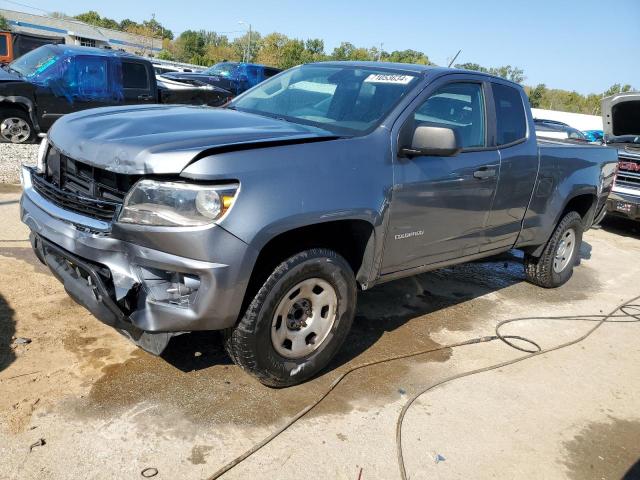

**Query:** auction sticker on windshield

left=364, top=74, right=415, bottom=84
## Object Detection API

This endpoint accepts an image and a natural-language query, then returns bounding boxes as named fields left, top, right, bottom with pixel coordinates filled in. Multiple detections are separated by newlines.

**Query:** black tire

left=0, top=108, right=35, bottom=144
left=224, top=248, right=357, bottom=387
left=524, top=211, right=583, bottom=288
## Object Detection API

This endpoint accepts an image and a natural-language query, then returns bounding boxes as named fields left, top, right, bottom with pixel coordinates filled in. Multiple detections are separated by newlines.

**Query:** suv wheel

left=0, top=108, right=34, bottom=144
left=224, top=248, right=357, bottom=387
left=524, top=211, right=583, bottom=288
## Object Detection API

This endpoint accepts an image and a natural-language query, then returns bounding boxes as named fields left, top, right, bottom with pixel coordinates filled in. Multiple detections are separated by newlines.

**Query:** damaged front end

left=20, top=158, right=250, bottom=355
left=30, top=234, right=174, bottom=355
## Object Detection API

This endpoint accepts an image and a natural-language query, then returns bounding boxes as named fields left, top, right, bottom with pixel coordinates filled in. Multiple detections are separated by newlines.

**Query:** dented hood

left=47, top=104, right=336, bottom=174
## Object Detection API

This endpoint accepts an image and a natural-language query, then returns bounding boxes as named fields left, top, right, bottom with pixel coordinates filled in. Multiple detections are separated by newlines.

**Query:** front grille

left=31, top=173, right=122, bottom=221
left=30, top=147, right=140, bottom=222
left=616, top=155, right=640, bottom=190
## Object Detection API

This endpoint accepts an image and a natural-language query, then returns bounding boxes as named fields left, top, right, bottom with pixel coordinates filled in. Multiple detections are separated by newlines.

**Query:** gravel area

left=0, top=143, right=38, bottom=184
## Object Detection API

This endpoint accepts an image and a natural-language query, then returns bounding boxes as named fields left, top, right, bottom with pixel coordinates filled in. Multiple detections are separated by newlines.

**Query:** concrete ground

left=1, top=184, right=639, bottom=480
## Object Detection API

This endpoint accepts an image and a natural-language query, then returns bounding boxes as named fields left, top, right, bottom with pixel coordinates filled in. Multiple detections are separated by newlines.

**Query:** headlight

left=118, top=180, right=238, bottom=227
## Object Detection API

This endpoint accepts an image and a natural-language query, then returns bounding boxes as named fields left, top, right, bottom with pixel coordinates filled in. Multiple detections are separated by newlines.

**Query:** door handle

left=138, top=94, right=153, bottom=101
left=473, top=166, right=497, bottom=180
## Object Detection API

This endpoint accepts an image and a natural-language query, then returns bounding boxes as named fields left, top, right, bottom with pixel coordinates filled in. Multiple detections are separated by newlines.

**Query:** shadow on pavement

left=599, top=216, right=640, bottom=240
left=161, top=330, right=232, bottom=373
left=161, top=250, right=530, bottom=375
left=0, top=293, right=16, bottom=373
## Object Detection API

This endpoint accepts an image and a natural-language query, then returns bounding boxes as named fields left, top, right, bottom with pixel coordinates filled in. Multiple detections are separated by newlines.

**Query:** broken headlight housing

left=119, top=180, right=238, bottom=227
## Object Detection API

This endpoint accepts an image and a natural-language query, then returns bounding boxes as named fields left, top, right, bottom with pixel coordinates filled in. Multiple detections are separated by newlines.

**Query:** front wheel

left=0, top=108, right=35, bottom=144
left=225, top=248, right=357, bottom=387
left=524, top=211, right=584, bottom=288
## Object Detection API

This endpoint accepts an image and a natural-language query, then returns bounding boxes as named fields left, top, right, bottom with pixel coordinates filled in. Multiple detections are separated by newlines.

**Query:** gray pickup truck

left=602, top=92, right=640, bottom=221
left=20, top=62, right=618, bottom=386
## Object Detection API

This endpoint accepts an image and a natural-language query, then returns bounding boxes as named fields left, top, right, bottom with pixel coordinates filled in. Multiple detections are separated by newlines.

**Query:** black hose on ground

left=205, top=296, right=640, bottom=480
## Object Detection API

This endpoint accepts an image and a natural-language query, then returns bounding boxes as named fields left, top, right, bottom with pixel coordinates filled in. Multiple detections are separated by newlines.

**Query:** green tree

left=455, top=63, right=525, bottom=84
left=174, top=30, right=207, bottom=63
left=143, top=17, right=173, bottom=40
left=331, top=42, right=370, bottom=61
left=0, top=15, right=9, bottom=31
left=528, top=83, right=547, bottom=108
left=488, top=65, right=525, bottom=84
left=74, top=10, right=102, bottom=26
left=204, top=33, right=238, bottom=64
left=603, top=83, right=633, bottom=97
left=75, top=11, right=120, bottom=30
left=305, top=39, right=325, bottom=57
left=280, top=39, right=305, bottom=69
left=157, top=49, right=174, bottom=61
left=455, top=62, right=489, bottom=73
left=255, top=32, right=288, bottom=66
left=233, top=31, right=262, bottom=63
left=384, top=49, right=431, bottom=65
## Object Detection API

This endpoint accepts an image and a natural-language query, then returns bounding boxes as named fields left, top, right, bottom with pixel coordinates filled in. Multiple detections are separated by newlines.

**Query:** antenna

left=447, top=49, right=462, bottom=68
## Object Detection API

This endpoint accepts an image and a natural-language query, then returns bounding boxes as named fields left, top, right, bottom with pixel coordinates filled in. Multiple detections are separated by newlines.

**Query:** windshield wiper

left=5, top=66, right=23, bottom=77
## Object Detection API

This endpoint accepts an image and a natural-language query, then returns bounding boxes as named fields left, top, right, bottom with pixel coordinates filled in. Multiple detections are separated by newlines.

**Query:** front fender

left=0, top=95, right=40, bottom=132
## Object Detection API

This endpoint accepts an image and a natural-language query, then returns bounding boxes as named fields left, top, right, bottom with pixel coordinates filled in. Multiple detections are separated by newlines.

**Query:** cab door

left=37, top=55, right=119, bottom=130
left=121, top=60, right=155, bottom=105
left=481, top=82, right=538, bottom=251
left=381, top=77, right=500, bottom=274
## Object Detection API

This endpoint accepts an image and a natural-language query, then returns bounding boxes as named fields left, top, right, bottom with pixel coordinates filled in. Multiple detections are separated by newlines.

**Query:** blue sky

left=5, top=0, right=639, bottom=94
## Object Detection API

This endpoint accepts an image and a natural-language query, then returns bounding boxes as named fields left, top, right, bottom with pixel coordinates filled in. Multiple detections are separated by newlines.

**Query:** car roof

left=211, top=61, right=282, bottom=71
left=44, top=43, right=143, bottom=60
left=305, top=61, right=524, bottom=87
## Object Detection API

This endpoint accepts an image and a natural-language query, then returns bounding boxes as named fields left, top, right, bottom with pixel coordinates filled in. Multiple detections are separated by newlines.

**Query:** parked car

left=0, top=44, right=232, bottom=143
left=161, top=61, right=281, bottom=96
left=0, top=30, right=65, bottom=64
left=151, top=60, right=203, bottom=75
left=583, top=129, right=604, bottom=143
left=534, top=118, right=589, bottom=142
left=602, top=92, right=640, bottom=221
left=20, top=62, right=618, bottom=386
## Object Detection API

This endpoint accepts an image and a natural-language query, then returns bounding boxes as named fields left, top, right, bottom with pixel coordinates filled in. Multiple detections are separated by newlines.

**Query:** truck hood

left=602, top=92, right=640, bottom=138
left=48, top=104, right=338, bottom=175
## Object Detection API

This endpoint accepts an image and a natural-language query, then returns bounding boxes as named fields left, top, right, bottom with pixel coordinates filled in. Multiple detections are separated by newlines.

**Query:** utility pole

left=238, top=21, right=252, bottom=63
left=247, top=24, right=252, bottom=63
left=377, top=42, right=383, bottom=61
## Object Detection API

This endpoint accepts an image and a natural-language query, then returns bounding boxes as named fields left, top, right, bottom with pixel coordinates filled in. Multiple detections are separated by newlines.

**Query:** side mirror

left=400, top=125, right=462, bottom=158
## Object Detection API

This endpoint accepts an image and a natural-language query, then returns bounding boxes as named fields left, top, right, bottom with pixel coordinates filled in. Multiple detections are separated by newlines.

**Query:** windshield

left=9, top=45, right=58, bottom=78
left=230, top=64, right=420, bottom=135
left=203, top=62, right=238, bottom=77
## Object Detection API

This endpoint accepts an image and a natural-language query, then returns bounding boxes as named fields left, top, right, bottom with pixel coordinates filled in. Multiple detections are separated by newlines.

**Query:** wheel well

left=0, top=101, right=30, bottom=117
left=240, top=219, right=374, bottom=317
left=561, top=193, right=596, bottom=221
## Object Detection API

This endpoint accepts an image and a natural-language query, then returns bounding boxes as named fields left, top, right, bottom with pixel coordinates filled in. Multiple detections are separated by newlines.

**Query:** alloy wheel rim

left=271, top=277, right=338, bottom=359
left=553, top=228, right=576, bottom=273
left=0, top=117, right=30, bottom=143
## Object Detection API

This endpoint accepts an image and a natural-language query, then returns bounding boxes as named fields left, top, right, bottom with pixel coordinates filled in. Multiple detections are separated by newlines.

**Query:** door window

left=412, top=82, right=486, bottom=148
left=492, top=83, right=527, bottom=145
left=122, top=62, right=149, bottom=90
left=0, top=35, right=7, bottom=57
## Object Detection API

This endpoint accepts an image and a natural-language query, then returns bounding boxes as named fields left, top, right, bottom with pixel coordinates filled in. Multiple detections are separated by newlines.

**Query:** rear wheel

left=524, top=211, right=583, bottom=288
left=224, top=248, right=357, bottom=387
left=0, top=108, right=34, bottom=144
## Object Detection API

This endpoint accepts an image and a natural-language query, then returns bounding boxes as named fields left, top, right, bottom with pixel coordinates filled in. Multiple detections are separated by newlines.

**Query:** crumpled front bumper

left=20, top=166, right=254, bottom=353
